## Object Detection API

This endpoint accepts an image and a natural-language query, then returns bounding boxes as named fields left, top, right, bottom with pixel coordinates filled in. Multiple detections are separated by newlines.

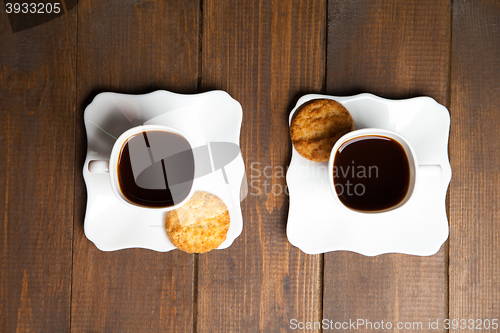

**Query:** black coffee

left=333, top=135, right=410, bottom=212
left=117, top=130, right=194, bottom=208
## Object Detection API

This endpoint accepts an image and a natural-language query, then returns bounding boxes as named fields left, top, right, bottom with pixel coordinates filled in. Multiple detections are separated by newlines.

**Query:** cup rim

left=109, top=124, right=196, bottom=211
left=327, top=128, right=418, bottom=214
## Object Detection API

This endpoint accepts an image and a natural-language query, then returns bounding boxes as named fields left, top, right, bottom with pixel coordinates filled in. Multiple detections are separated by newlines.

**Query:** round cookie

left=290, top=99, right=354, bottom=162
left=165, top=191, right=230, bottom=253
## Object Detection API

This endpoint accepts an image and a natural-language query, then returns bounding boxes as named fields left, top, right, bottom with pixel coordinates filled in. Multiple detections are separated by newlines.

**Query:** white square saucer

left=83, top=90, right=245, bottom=252
left=286, top=94, right=452, bottom=256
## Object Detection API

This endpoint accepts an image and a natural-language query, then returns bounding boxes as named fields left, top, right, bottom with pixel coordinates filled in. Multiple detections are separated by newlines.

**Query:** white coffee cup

left=88, top=124, right=196, bottom=211
left=328, top=128, right=430, bottom=214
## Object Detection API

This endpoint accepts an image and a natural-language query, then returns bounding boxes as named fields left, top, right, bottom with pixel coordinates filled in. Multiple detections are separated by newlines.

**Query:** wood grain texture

left=327, top=0, right=451, bottom=100
left=323, top=1, right=451, bottom=331
left=71, top=1, right=199, bottom=332
left=449, top=0, right=500, bottom=327
left=0, top=7, right=76, bottom=333
left=197, top=0, right=325, bottom=332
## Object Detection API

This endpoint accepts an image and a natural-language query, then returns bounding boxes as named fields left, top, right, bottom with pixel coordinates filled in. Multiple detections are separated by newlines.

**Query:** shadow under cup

left=328, top=129, right=417, bottom=214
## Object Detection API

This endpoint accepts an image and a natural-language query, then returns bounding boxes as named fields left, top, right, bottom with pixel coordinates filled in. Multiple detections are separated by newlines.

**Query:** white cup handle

left=88, top=160, right=110, bottom=174
left=419, top=164, right=442, bottom=177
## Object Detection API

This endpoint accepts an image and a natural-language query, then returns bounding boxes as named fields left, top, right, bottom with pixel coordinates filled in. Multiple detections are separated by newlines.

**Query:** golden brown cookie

left=165, top=191, right=230, bottom=253
left=290, top=99, right=354, bottom=162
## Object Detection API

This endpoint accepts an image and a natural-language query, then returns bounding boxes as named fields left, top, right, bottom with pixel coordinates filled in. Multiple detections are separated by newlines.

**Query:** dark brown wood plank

left=197, top=0, right=325, bottom=331
left=0, top=8, right=76, bottom=333
left=324, top=0, right=451, bottom=330
left=449, top=0, right=500, bottom=327
left=71, top=1, right=199, bottom=332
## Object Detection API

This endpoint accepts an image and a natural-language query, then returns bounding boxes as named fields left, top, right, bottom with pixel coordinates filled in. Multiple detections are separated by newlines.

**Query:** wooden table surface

left=1, top=0, right=499, bottom=332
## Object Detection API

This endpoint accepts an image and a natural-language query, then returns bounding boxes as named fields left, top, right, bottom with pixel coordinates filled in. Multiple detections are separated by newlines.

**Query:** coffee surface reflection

left=117, top=130, right=195, bottom=208
left=333, top=135, right=410, bottom=212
